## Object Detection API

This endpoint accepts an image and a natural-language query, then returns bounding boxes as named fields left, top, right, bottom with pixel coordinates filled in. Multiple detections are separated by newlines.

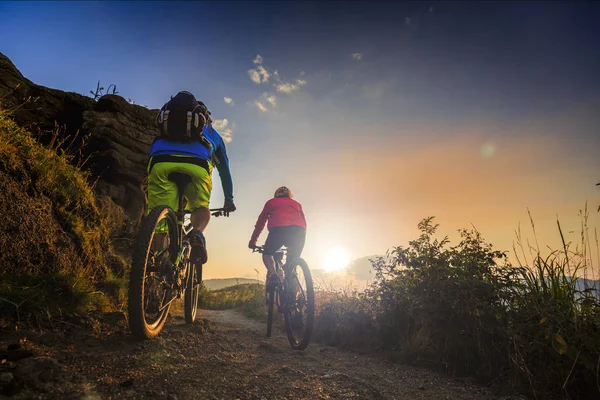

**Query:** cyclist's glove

left=224, top=203, right=236, bottom=213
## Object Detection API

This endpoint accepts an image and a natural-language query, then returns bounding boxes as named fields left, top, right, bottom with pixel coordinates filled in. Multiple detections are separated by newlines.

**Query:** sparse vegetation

left=89, top=81, right=118, bottom=100
left=89, top=81, right=147, bottom=107
left=308, top=216, right=600, bottom=399
left=198, top=283, right=264, bottom=311
left=0, top=106, right=127, bottom=325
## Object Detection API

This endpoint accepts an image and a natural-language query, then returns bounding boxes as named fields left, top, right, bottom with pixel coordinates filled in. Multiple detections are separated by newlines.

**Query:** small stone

left=0, top=372, right=13, bottom=385
left=120, top=378, right=135, bottom=387
left=167, top=395, right=178, bottom=400
left=258, top=341, right=283, bottom=354
left=13, top=356, right=66, bottom=386
left=168, top=329, right=184, bottom=338
left=38, top=368, right=55, bottom=382
left=4, top=349, right=34, bottom=362
left=418, top=385, right=426, bottom=390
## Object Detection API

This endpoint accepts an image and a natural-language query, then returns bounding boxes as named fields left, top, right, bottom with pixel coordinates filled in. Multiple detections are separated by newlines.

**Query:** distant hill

left=203, top=278, right=261, bottom=291
left=573, top=277, right=600, bottom=299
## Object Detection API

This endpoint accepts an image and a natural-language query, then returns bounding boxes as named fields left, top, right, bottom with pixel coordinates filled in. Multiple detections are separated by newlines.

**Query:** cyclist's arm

left=250, top=203, right=270, bottom=244
left=209, top=126, right=234, bottom=205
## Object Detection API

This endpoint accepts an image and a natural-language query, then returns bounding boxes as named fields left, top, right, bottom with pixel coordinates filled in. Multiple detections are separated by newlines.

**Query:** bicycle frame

left=253, top=246, right=291, bottom=308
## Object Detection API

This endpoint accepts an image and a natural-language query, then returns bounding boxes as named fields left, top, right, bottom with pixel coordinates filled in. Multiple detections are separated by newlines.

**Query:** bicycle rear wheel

left=128, top=205, right=178, bottom=339
left=283, top=258, right=315, bottom=350
left=184, top=262, right=201, bottom=324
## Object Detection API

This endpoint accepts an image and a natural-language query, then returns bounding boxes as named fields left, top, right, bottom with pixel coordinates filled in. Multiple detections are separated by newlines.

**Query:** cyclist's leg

left=182, top=162, right=212, bottom=263
left=284, top=225, right=306, bottom=262
left=147, top=162, right=180, bottom=252
left=263, top=227, right=285, bottom=278
left=283, top=226, right=307, bottom=305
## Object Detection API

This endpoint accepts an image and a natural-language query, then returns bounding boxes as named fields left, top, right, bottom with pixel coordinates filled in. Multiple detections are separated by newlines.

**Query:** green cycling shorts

left=147, top=156, right=213, bottom=214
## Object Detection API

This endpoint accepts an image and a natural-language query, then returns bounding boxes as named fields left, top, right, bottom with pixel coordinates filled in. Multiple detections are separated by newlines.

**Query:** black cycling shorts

left=263, top=225, right=306, bottom=261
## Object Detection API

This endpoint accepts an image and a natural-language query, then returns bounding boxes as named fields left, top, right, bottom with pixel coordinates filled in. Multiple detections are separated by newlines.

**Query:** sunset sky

left=1, top=1, right=599, bottom=280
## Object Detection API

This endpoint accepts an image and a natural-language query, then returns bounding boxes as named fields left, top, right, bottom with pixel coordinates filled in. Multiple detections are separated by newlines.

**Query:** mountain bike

left=128, top=172, right=230, bottom=339
left=252, top=245, right=315, bottom=350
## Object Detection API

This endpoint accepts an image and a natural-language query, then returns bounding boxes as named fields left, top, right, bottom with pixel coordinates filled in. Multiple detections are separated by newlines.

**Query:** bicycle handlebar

left=210, top=208, right=232, bottom=217
left=179, top=208, right=233, bottom=218
left=251, top=245, right=264, bottom=254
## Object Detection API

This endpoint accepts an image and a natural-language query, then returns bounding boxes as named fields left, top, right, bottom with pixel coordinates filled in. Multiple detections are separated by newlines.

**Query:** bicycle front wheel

left=283, top=258, right=315, bottom=350
left=128, top=205, right=178, bottom=339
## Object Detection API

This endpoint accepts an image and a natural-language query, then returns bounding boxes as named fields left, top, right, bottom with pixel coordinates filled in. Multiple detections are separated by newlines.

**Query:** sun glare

left=322, top=247, right=351, bottom=272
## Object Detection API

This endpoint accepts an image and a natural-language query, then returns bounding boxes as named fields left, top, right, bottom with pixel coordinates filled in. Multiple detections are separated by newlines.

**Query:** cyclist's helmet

left=274, top=186, right=293, bottom=198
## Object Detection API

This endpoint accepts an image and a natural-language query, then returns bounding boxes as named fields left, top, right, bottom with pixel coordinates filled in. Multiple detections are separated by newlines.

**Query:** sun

left=322, top=247, right=351, bottom=272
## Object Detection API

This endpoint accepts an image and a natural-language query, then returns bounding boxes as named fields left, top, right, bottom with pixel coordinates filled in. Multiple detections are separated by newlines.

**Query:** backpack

left=156, top=91, right=213, bottom=150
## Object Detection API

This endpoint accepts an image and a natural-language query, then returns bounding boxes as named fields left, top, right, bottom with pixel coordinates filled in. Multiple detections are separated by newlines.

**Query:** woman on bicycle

left=248, top=186, right=307, bottom=282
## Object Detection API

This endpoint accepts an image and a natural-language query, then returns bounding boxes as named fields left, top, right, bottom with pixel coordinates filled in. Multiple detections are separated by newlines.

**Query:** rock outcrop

left=0, top=51, right=158, bottom=230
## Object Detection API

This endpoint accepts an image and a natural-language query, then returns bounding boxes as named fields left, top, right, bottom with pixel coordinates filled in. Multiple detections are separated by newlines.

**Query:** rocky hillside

left=0, top=51, right=157, bottom=231
left=0, top=52, right=161, bottom=322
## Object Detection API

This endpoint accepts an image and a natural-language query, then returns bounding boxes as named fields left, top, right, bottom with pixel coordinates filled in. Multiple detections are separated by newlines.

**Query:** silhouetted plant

left=106, top=84, right=118, bottom=95
left=89, top=81, right=104, bottom=100
left=89, top=82, right=118, bottom=100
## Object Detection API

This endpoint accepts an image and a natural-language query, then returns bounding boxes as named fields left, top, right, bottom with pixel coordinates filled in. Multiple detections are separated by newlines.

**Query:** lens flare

left=322, top=247, right=351, bottom=272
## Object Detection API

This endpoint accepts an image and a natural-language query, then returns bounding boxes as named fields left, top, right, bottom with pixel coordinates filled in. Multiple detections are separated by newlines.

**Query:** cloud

left=212, top=118, right=233, bottom=143
left=223, top=97, right=234, bottom=105
left=351, top=53, right=363, bottom=61
left=253, top=100, right=268, bottom=112
left=251, top=93, right=277, bottom=113
left=265, top=93, right=277, bottom=107
left=275, top=79, right=307, bottom=94
left=257, top=66, right=271, bottom=82
left=248, top=69, right=261, bottom=84
left=253, top=55, right=263, bottom=65
left=248, top=65, right=271, bottom=84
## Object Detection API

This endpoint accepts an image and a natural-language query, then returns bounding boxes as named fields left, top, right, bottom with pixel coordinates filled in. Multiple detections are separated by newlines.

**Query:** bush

left=315, top=291, right=380, bottom=351
left=366, top=217, right=516, bottom=378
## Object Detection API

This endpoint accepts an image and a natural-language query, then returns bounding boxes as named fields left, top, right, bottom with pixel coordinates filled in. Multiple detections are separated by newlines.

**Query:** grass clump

left=0, top=107, right=126, bottom=324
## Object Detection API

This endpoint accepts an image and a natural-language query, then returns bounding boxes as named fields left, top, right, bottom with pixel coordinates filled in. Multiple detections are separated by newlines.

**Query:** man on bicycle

left=248, top=186, right=306, bottom=282
left=148, top=91, right=235, bottom=264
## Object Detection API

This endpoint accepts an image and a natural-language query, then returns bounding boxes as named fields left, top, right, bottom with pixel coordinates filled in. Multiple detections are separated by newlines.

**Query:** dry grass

left=0, top=106, right=127, bottom=325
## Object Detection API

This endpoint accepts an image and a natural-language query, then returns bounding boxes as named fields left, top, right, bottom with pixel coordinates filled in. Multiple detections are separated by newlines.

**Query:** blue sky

left=1, top=1, right=599, bottom=280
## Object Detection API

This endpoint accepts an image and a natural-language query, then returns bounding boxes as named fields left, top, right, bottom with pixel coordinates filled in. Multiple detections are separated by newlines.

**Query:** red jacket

left=250, top=197, right=307, bottom=243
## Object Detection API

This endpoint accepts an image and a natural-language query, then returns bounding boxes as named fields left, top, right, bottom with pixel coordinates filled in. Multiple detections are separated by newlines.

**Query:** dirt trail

left=1, top=309, right=516, bottom=400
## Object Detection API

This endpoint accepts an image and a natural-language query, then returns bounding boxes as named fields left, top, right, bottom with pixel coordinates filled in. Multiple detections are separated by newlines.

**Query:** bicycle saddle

left=168, top=172, right=192, bottom=193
